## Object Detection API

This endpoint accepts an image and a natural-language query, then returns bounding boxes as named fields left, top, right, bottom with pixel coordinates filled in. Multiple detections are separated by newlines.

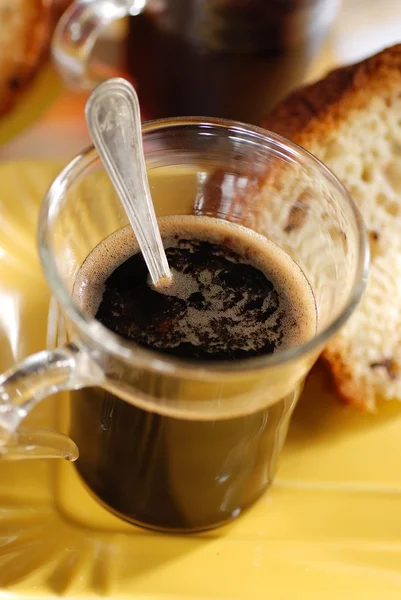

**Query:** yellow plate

left=0, top=64, right=62, bottom=146
left=1, top=161, right=401, bottom=599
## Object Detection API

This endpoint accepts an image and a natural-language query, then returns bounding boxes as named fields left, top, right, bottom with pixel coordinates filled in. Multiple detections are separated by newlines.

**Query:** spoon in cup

left=85, top=78, right=172, bottom=288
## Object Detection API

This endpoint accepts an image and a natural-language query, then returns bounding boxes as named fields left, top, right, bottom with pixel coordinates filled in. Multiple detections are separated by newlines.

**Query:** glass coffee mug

left=52, top=0, right=340, bottom=123
left=0, top=118, right=368, bottom=532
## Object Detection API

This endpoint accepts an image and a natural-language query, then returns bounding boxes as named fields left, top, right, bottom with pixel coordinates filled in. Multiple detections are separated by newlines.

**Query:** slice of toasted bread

left=261, top=44, right=401, bottom=410
left=0, top=0, right=54, bottom=116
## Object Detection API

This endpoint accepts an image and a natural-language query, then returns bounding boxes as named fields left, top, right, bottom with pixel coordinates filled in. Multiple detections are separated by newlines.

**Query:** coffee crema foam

left=74, top=215, right=317, bottom=359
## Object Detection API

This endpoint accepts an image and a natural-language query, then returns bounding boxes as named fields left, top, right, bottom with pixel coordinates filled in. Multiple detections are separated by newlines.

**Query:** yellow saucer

left=1, top=161, right=401, bottom=599
left=0, top=64, right=62, bottom=146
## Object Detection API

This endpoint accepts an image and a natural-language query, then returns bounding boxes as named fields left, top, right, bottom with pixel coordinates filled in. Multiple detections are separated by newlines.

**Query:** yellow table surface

left=1, top=1, right=401, bottom=597
left=1, top=159, right=401, bottom=599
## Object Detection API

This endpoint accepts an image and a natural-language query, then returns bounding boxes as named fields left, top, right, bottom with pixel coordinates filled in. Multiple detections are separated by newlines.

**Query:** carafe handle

left=52, top=0, right=146, bottom=89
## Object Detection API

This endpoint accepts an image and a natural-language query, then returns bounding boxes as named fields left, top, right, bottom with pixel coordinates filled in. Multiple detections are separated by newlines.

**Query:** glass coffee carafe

left=52, top=0, right=340, bottom=123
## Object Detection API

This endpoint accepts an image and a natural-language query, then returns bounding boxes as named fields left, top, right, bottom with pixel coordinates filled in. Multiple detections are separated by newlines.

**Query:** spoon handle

left=85, top=78, right=171, bottom=285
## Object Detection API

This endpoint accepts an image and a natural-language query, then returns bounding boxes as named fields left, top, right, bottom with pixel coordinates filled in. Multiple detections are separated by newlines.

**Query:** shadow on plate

left=286, top=362, right=401, bottom=448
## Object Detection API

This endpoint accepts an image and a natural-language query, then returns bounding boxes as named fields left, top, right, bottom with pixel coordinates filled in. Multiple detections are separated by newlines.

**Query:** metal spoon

left=85, top=78, right=171, bottom=287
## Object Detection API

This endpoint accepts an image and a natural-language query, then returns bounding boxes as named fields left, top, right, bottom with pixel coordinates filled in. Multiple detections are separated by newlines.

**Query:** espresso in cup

left=71, top=216, right=316, bottom=531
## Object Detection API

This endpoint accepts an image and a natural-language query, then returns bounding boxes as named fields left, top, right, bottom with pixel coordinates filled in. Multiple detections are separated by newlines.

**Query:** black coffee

left=97, top=240, right=297, bottom=361
left=71, top=216, right=316, bottom=531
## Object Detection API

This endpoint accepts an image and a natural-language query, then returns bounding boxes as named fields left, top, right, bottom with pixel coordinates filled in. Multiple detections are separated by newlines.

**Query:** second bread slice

left=262, top=44, right=401, bottom=410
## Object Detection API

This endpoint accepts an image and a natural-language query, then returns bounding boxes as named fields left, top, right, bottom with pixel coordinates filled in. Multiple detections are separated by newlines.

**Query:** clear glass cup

left=0, top=118, right=368, bottom=532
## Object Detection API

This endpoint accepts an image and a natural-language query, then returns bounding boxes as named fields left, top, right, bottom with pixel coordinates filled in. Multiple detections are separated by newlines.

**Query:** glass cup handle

left=52, top=0, right=146, bottom=89
left=0, top=344, right=103, bottom=461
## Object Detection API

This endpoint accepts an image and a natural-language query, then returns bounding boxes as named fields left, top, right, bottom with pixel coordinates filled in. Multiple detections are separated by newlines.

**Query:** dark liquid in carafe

left=127, top=0, right=334, bottom=123
left=71, top=217, right=316, bottom=531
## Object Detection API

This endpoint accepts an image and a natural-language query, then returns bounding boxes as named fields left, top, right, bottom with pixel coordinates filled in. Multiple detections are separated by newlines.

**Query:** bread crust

left=0, top=0, right=54, bottom=116
left=261, top=44, right=401, bottom=152
left=261, top=45, right=401, bottom=409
